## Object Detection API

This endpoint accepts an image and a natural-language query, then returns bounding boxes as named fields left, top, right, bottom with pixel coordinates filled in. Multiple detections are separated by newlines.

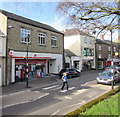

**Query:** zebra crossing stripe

left=43, top=85, right=59, bottom=90
left=60, top=87, right=75, bottom=92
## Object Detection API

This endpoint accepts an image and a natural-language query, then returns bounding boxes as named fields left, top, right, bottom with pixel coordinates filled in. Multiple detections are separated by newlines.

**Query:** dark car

left=59, top=68, right=81, bottom=78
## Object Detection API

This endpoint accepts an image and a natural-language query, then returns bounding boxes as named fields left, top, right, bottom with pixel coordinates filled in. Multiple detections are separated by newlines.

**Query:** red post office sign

left=9, top=50, right=14, bottom=57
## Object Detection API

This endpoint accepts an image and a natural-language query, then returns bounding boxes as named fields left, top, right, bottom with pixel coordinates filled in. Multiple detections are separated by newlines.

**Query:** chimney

left=100, top=35, right=104, bottom=40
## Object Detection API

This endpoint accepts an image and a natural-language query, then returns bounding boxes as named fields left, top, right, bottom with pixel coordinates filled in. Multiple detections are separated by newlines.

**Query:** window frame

left=38, top=32, right=46, bottom=46
left=20, top=28, right=31, bottom=44
left=108, top=46, right=111, bottom=51
left=51, top=35, right=57, bottom=47
left=98, top=45, right=102, bottom=51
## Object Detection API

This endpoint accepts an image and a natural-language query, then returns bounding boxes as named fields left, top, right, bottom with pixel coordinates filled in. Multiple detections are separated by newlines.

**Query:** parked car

left=96, top=69, right=120, bottom=85
left=59, top=68, right=81, bottom=78
left=105, top=65, right=120, bottom=71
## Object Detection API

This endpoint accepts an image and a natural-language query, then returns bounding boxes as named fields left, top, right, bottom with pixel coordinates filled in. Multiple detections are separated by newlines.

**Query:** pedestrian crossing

left=42, top=84, right=76, bottom=92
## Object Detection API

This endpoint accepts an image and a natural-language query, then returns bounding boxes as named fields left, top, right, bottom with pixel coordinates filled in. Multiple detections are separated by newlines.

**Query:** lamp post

left=110, top=30, right=114, bottom=89
left=5, top=26, right=14, bottom=86
left=25, top=34, right=29, bottom=88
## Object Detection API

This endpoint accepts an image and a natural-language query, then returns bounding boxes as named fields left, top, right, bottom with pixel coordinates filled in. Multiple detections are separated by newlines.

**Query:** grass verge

left=64, top=86, right=120, bottom=117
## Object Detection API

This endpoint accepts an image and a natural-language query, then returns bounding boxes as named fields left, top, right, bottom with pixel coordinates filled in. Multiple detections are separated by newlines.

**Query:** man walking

left=61, top=72, right=69, bottom=90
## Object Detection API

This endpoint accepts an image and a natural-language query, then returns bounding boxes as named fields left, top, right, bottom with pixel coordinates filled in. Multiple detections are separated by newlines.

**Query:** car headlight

left=107, top=79, right=112, bottom=81
left=96, top=77, right=99, bottom=80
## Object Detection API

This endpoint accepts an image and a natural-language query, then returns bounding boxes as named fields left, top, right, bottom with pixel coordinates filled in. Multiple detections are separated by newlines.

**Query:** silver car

left=96, top=70, right=120, bottom=85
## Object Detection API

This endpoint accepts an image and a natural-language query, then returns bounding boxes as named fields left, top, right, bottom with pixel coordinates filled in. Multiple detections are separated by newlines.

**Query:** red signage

left=9, top=50, right=14, bottom=56
left=15, top=59, right=46, bottom=65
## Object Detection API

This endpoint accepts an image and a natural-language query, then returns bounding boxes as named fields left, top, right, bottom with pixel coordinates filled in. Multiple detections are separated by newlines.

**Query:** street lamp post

left=5, top=26, right=14, bottom=86
left=25, top=35, right=30, bottom=88
left=110, top=30, right=114, bottom=89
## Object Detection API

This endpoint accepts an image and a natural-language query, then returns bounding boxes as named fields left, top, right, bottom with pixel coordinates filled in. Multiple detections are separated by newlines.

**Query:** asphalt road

left=2, top=70, right=113, bottom=116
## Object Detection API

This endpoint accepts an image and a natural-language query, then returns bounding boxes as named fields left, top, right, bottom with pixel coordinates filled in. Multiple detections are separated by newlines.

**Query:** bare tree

left=56, top=1, right=120, bottom=36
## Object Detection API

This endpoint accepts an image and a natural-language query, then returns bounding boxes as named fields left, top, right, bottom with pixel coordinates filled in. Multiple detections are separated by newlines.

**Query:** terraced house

left=63, top=29, right=96, bottom=72
left=0, top=10, right=64, bottom=86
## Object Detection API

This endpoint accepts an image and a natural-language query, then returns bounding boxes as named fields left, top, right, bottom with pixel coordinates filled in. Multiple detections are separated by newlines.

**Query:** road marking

left=51, top=109, right=60, bottom=116
left=63, top=100, right=85, bottom=109
left=72, top=89, right=87, bottom=95
left=60, top=87, right=75, bottom=92
left=65, top=96, right=72, bottom=99
left=3, top=93, right=49, bottom=109
left=43, top=85, right=59, bottom=90
left=81, top=82, right=88, bottom=86
left=1, top=90, right=30, bottom=97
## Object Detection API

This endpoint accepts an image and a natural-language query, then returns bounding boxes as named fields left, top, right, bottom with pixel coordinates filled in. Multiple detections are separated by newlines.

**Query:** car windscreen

left=100, top=72, right=113, bottom=77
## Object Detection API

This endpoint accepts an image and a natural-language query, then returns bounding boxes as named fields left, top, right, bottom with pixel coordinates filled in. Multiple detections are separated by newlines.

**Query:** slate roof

left=96, top=39, right=110, bottom=45
left=65, top=49, right=76, bottom=57
left=0, top=9, right=63, bottom=35
left=62, top=29, right=94, bottom=38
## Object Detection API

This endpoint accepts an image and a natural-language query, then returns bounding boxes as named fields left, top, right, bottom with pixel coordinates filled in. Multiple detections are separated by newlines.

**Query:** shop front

left=10, top=51, right=63, bottom=83
left=15, top=59, right=47, bottom=82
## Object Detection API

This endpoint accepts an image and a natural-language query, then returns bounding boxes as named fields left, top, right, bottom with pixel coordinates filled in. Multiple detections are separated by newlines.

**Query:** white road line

left=65, top=96, right=72, bottom=99
left=72, top=89, right=87, bottom=95
left=63, top=100, right=85, bottom=109
left=3, top=93, right=49, bottom=109
left=1, top=90, right=30, bottom=97
left=51, top=109, right=60, bottom=116
left=60, top=87, right=75, bottom=92
left=43, top=85, right=59, bottom=90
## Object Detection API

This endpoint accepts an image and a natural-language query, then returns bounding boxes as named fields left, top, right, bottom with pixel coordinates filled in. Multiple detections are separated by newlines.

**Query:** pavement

left=2, top=75, right=59, bottom=95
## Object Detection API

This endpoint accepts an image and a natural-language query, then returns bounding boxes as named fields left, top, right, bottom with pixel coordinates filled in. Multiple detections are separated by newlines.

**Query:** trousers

left=61, top=81, right=69, bottom=90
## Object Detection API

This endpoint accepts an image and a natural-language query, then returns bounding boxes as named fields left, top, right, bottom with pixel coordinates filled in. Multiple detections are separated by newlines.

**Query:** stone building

left=0, top=10, right=64, bottom=86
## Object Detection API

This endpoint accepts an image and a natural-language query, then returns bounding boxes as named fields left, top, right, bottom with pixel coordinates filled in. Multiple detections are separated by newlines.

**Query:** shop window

left=20, top=28, right=31, bottom=43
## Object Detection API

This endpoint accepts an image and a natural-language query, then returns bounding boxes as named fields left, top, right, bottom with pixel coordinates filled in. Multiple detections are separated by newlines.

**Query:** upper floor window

left=98, top=53, right=102, bottom=58
left=108, top=53, right=111, bottom=58
left=114, top=47, right=116, bottom=52
left=108, top=46, right=111, bottom=51
left=51, top=36, right=57, bottom=47
left=20, top=28, right=30, bottom=43
left=98, top=45, right=101, bottom=51
left=84, top=37, right=87, bottom=43
left=90, top=38, right=92, bottom=44
left=38, top=33, right=46, bottom=45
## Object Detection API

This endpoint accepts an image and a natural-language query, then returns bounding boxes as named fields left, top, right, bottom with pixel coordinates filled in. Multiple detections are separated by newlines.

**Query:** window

left=38, top=33, right=46, bottom=45
left=98, top=45, right=102, bottom=50
left=108, top=46, right=111, bottom=51
left=114, top=47, right=116, bottom=52
left=20, top=28, right=30, bottom=43
left=90, top=38, right=92, bottom=44
left=99, top=53, right=102, bottom=58
left=108, top=53, right=111, bottom=58
left=84, top=37, right=87, bottom=43
left=51, top=36, right=57, bottom=47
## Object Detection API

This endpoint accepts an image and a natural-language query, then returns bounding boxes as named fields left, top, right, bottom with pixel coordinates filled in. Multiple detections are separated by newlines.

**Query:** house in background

left=63, top=29, right=96, bottom=72
left=64, top=49, right=81, bottom=71
left=95, top=39, right=120, bottom=69
left=0, top=9, right=64, bottom=86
